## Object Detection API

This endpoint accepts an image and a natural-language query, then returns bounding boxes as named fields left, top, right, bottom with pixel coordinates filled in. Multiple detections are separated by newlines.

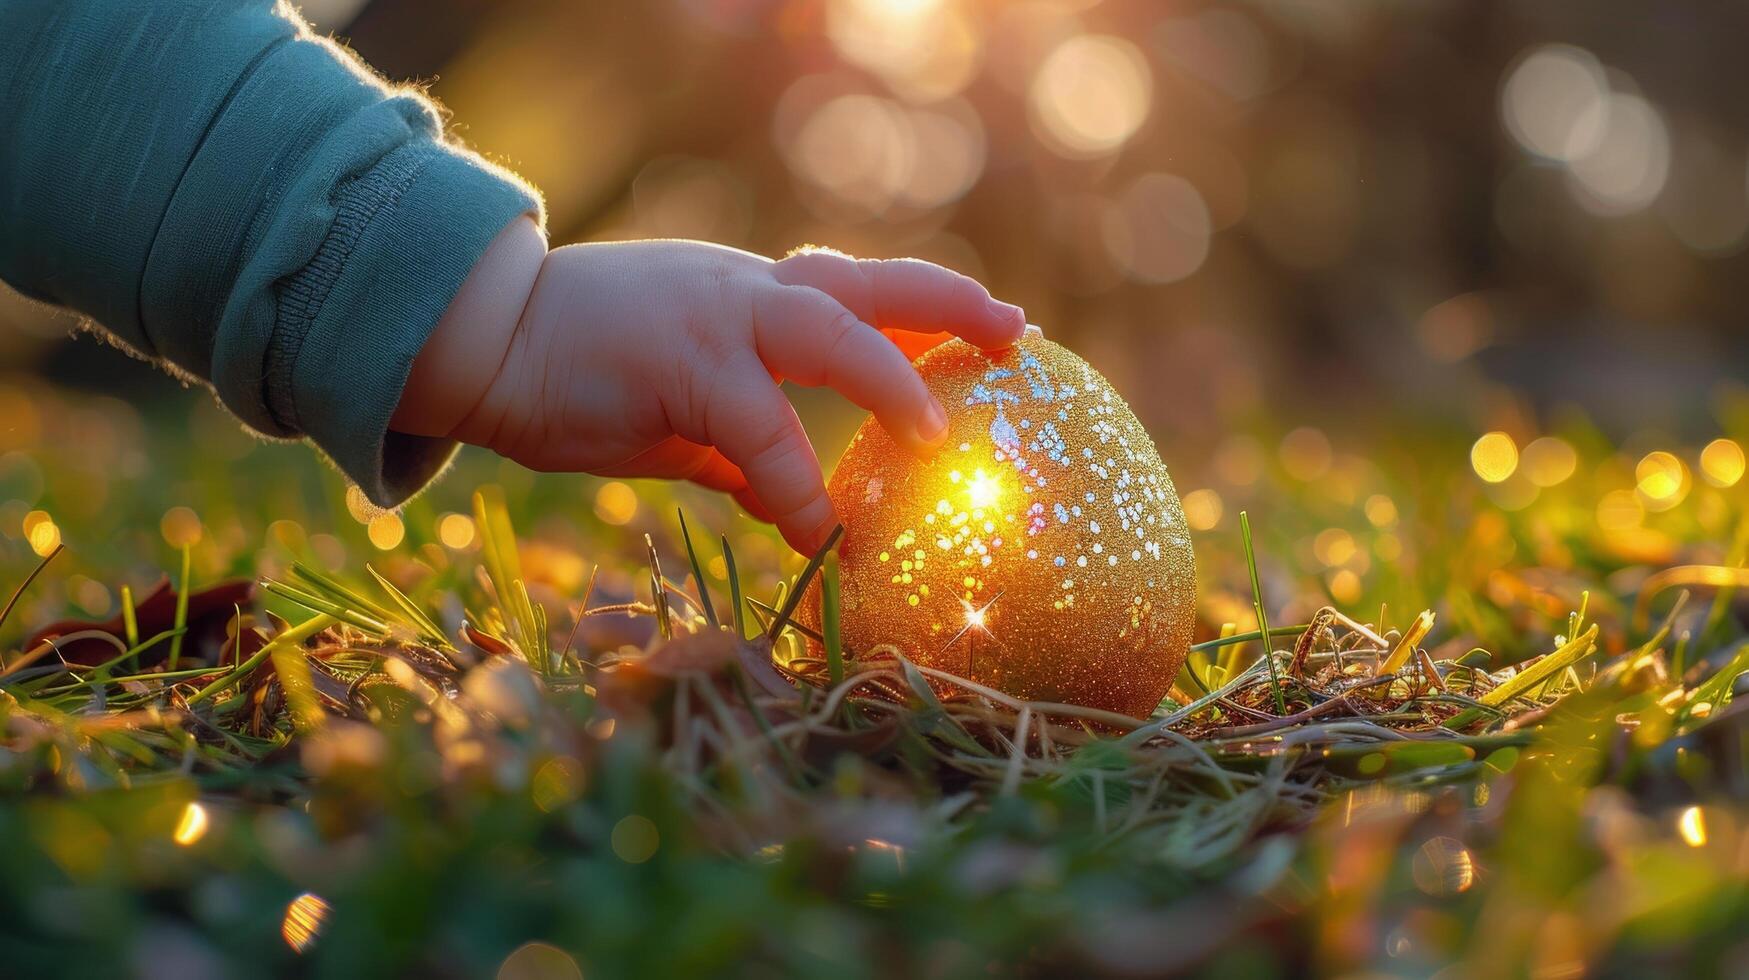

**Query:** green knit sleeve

left=0, top=0, right=544, bottom=505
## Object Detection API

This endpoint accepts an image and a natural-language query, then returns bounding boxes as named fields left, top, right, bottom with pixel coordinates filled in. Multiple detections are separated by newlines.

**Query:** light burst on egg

left=966, top=469, right=1003, bottom=510
left=802, top=333, right=1197, bottom=718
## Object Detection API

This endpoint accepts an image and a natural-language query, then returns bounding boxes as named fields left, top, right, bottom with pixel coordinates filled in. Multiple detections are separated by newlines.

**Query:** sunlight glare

left=966, top=470, right=1002, bottom=510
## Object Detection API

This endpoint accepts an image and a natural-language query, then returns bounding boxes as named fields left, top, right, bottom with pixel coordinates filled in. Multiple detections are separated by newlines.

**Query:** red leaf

left=28, top=577, right=254, bottom=666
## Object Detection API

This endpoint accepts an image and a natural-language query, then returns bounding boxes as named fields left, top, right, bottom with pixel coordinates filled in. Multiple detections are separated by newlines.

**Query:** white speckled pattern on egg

left=801, top=335, right=1197, bottom=719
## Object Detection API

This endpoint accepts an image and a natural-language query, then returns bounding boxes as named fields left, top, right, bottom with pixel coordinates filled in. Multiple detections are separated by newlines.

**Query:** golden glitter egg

left=801, top=332, right=1196, bottom=719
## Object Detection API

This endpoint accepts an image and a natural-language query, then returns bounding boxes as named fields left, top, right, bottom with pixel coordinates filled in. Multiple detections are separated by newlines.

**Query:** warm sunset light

left=5, top=1, right=1749, bottom=974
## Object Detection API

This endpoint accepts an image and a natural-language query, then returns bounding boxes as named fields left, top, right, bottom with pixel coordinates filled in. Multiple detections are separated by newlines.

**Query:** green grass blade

left=1479, top=625, right=1599, bottom=707
left=722, top=535, right=745, bottom=642
left=766, top=525, right=842, bottom=642
left=1239, top=511, right=1286, bottom=714
left=291, top=562, right=399, bottom=627
left=167, top=544, right=191, bottom=671
left=262, top=580, right=391, bottom=636
left=364, top=564, right=452, bottom=649
left=676, top=510, right=718, bottom=629
left=119, top=584, right=139, bottom=649
left=646, top=534, right=672, bottom=642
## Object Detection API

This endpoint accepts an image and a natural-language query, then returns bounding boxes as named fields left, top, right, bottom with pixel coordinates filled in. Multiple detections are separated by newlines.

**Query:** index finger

left=773, top=249, right=1025, bottom=349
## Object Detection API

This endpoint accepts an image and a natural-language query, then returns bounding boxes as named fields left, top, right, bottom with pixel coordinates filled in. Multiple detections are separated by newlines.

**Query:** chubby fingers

left=692, top=356, right=837, bottom=553
left=756, top=286, right=949, bottom=457
left=773, top=249, right=1025, bottom=350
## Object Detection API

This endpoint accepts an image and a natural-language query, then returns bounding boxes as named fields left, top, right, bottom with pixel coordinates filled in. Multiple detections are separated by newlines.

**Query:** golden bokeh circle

left=804, top=335, right=1196, bottom=718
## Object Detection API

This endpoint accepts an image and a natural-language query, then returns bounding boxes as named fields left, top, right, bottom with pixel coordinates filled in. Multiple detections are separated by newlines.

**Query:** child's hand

left=392, top=218, right=1026, bottom=553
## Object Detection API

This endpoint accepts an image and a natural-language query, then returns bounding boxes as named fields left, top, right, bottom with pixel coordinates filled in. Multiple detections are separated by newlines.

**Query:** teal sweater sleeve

left=0, top=0, right=543, bottom=506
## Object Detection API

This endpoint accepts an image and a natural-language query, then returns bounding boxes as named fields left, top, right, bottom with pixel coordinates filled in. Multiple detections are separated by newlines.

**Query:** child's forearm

left=391, top=217, right=548, bottom=443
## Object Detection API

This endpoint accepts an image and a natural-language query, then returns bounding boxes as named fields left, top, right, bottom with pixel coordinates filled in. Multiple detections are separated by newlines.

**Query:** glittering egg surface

left=804, top=334, right=1196, bottom=719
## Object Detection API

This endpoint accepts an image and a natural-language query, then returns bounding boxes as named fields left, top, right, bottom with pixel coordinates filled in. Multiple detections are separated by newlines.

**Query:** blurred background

left=4, top=0, right=1749, bottom=642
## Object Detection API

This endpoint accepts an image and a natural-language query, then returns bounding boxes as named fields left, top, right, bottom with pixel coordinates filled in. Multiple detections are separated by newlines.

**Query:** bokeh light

left=1313, top=528, right=1358, bottom=568
left=781, top=91, right=915, bottom=217
left=1567, top=93, right=1670, bottom=214
left=1327, top=568, right=1362, bottom=604
left=23, top=509, right=58, bottom=556
left=1101, top=173, right=1212, bottom=284
left=594, top=482, right=638, bottom=525
left=1280, top=428, right=1334, bottom=482
left=1699, top=438, right=1744, bottom=487
left=281, top=893, right=331, bottom=953
left=1364, top=494, right=1398, bottom=527
left=1181, top=488, right=1223, bottom=531
left=497, top=942, right=584, bottom=980
left=1596, top=488, right=1644, bottom=530
left=160, top=505, right=202, bottom=548
left=1470, top=432, right=1519, bottom=484
left=1635, top=450, right=1688, bottom=510
left=438, top=512, right=477, bottom=549
left=826, top=0, right=980, bottom=103
left=367, top=514, right=405, bottom=550
left=172, top=801, right=208, bottom=846
left=1411, top=837, right=1476, bottom=896
left=1500, top=45, right=1608, bottom=162
left=1028, top=35, right=1152, bottom=159
left=611, top=814, right=660, bottom=863
left=531, top=756, right=585, bottom=813
left=1678, top=805, right=1707, bottom=847
left=1215, top=436, right=1267, bottom=486
left=1520, top=437, right=1578, bottom=488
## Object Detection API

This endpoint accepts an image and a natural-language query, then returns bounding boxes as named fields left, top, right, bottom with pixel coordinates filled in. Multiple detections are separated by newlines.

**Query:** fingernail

left=918, top=397, right=949, bottom=445
left=986, top=297, right=1025, bottom=328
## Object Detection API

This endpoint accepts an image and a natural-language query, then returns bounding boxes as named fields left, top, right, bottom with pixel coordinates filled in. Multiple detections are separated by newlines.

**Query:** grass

left=1, top=390, right=1748, bottom=976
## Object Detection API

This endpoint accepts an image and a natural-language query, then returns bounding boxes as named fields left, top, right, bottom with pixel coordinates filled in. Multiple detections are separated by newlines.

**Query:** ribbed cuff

left=270, top=141, right=539, bottom=506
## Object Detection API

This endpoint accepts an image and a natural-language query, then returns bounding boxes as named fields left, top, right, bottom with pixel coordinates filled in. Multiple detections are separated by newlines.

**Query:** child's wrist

left=391, top=215, right=547, bottom=441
